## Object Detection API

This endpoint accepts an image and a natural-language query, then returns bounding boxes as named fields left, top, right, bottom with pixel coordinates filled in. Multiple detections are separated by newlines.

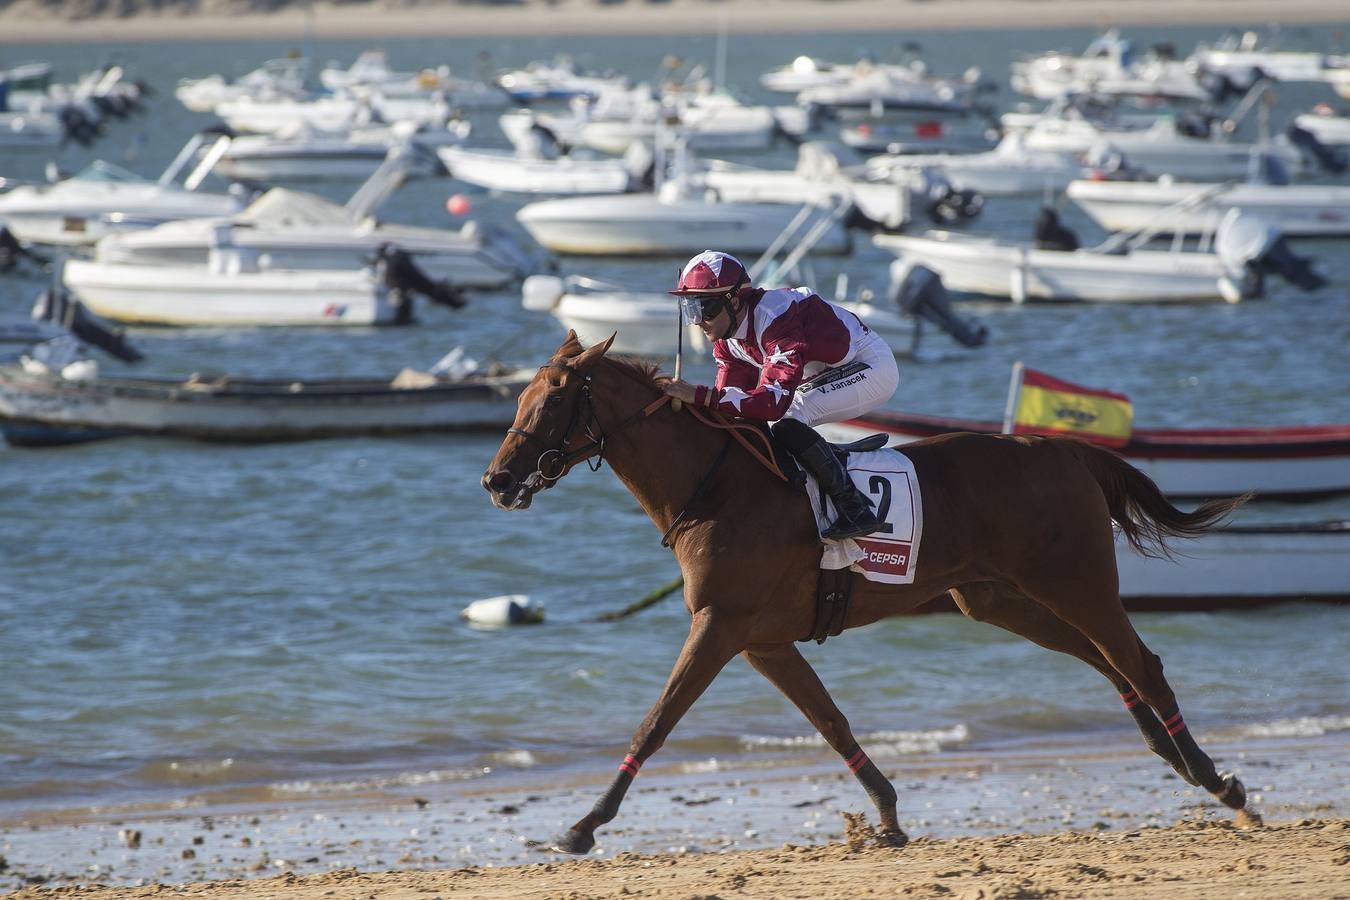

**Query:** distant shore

left=1, top=0, right=1348, bottom=45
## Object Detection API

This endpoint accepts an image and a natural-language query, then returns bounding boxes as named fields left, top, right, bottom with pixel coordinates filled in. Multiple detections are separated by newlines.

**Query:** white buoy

left=461, top=594, right=545, bottom=627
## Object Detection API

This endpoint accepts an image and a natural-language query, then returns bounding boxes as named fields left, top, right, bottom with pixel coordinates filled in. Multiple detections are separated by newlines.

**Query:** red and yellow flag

left=1010, top=367, right=1133, bottom=447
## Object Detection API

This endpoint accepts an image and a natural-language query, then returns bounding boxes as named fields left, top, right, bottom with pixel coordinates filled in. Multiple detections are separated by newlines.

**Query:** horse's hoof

left=1215, top=772, right=1247, bottom=811
left=875, top=828, right=909, bottom=849
left=551, top=828, right=595, bottom=855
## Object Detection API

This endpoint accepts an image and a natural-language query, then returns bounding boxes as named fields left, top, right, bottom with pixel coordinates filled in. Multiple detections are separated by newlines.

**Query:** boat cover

left=235, top=188, right=354, bottom=228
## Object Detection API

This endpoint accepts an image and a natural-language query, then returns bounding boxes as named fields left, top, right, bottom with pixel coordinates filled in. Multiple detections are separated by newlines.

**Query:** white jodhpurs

left=780, top=330, right=899, bottom=428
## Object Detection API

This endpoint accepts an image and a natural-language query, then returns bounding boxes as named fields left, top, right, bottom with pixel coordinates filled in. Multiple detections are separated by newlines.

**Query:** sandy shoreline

left=3, top=733, right=1347, bottom=893
left=0, top=0, right=1348, bottom=45
left=7, top=819, right=1349, bottom=899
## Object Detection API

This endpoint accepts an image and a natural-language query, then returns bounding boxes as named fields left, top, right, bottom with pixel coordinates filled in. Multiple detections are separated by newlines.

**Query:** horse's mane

left=603, top=355, right=670, bottom=390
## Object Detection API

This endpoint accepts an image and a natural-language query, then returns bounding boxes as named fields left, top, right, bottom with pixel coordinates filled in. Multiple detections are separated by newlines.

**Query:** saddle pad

left=804, top=448, right=924, bottom=585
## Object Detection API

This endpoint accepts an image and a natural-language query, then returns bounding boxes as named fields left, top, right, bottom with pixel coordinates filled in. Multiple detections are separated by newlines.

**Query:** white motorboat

left=692, top=141, right=937, bottom=231
left=516, top=179, right=851, bottom=257
left=215, top=90, right=462, bottom=136
left=867, top=132, right=1091, bottom=197
left=497, top=57, right=630, bottom=104
left=797, top=67, right=980, bottom=116
left=0, top=132, right=239, bottom=246
left=62, top=244, right=465, bottom=327
left=521, top=275, right=931, bottom=359
left=579, top=91, right=779, bottom=155
left=63, top=255, right=397, bottom=326
left=1067, top=176, right=1350, bottom=237
left=1189, top=30, right=1350, bottom=90
left=1292, top=106, right=1350, bottom=149
left=873, top=210, right=1323, bottom=303
left=91, top=155, right=537, bottom=290
left=0, top=110, right=65, bottom=151
left=1020, top=114, right=1310, bottom=181
left=319, top=51, right=508, bottom=109
left=175, top=57, right=310, bottom=113
left=1012, top=30, right=1212, bottom=103
left=438, top=144, right=646, bottom=195
left=215, top=119, right=470, bottom=182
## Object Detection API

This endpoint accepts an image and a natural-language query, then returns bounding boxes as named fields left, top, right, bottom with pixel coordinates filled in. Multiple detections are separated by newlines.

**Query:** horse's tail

left=1065, top=440, right=1249, bottom=559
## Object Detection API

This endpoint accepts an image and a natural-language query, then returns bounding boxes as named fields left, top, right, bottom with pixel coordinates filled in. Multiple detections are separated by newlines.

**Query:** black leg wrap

left=854, top=759, right=898, bottom=811
left=592, top=769, right=634, bottom=824
left=1127, top=704, right=1198, bottom=785
left=1168, top=726, right=1224, bottom=792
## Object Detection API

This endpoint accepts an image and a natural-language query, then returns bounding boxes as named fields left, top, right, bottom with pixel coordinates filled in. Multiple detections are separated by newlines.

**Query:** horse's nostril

left=485, top=470, right=516, bottom=493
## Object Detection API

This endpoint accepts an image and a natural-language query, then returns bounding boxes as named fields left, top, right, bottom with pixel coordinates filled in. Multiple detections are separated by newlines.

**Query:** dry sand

left=7, top=818, right=1349, bottom=899
left=0, top=0, right=1348, bottom=45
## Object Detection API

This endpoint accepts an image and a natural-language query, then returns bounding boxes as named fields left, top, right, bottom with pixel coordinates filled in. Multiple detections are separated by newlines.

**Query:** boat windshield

left=68, top=160, right=149, bottom=185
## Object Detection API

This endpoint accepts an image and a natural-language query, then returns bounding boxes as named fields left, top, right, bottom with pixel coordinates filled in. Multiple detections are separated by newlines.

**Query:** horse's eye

left=547, top=393, right=564, bottom=408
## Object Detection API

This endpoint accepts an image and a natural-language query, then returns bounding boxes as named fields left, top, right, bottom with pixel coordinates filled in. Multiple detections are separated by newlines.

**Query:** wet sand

left=0, top=0, right=1348, bottom=44
left=3, top=733, right=1347, bottom=893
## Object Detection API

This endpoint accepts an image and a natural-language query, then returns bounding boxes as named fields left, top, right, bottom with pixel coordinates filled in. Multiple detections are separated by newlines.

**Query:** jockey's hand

left=662, top=380, right=699, bottom=404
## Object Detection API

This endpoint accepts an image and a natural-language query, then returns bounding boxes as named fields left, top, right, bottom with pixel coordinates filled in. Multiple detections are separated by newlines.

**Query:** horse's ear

left=572, top=332, right=616, bottom=370
left=557, top=329, right=583, bottom=357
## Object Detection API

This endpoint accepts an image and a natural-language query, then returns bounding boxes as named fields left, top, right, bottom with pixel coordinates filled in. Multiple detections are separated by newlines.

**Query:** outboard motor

left=1216, top=211, right=1326, bottom=300
left=58, top=106, right=100, bottom=146
left=621, top=141, right=656, bottom=191
left=0, top=226, right=50, bottom=274
left=919, top=171, right=983, bottom=226
left=1285, top=124, right=1349, bottom=175
left=1033, top=206, right=1080, bottom=252
left=375, top=245, right=467, bottom=324
left=31, top=286, right=143, bottom=363
left=890, top=262, right=988, bottom=349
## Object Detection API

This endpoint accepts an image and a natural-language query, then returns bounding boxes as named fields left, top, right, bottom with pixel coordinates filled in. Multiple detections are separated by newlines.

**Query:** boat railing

left=1091, top=179, right=1240, bottom=255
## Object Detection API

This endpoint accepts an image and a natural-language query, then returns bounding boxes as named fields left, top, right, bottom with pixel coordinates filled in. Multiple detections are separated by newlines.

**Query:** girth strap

left=804, top=567, right=853, bottom=645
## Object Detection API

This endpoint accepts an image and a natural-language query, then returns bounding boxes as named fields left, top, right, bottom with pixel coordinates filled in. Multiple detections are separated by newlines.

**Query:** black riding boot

left=772, top=419, right=882, bottom=541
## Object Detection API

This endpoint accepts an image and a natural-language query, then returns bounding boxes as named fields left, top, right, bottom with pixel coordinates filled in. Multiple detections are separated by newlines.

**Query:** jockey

left=662, top=250, right=899, bottom=540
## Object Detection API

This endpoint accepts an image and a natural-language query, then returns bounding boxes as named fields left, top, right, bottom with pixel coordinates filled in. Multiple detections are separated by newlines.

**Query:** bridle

left=506, top=362, right=668, bottom=498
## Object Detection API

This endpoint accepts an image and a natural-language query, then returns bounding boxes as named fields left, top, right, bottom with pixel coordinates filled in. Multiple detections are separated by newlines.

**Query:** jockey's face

left=696, top=292, right=743, bottom=342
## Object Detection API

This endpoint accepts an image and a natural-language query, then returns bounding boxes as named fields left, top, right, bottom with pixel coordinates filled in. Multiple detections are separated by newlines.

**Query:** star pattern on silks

left=764, top=380, right=788, bottom=401
left=765, top=346, right=795, bottom=366
left=719, top=386, right=749, bottom=411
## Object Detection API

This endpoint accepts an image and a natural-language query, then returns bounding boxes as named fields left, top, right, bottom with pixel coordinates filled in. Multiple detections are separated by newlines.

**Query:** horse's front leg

left=552, top=607, right=743, bottom=854
left=744, top=644, right=907, bottom=847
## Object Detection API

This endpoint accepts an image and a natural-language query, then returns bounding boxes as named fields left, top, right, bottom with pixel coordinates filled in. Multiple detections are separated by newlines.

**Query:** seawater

left=1, top=23, right=1348, bottom=822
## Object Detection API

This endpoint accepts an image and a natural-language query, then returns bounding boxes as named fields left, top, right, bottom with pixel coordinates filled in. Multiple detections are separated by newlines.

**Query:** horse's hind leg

left=744, top=644, right=907, bottom=847
left=1024, top=577, right=1256, bottom=820
left=950, top=582, right=1195, bottom=785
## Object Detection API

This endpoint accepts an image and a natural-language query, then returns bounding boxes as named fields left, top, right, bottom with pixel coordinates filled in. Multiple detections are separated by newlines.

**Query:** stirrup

left=822, top=509, right=882, bottom=541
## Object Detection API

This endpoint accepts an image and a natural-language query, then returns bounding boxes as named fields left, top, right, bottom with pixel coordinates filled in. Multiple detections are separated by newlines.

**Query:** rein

left=508, top=360, right=790, bottom=550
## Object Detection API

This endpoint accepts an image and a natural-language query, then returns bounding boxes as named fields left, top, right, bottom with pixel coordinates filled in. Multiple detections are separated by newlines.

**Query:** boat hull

left=517, top=194, right=851, bottom=256
left=0, top=366, right=530, bottom=446
left=63, top=260, right=396, bottom=326
left=874, top=232, right=1230, bottom=303
left=1068, top=180, right=1350, bottom=237
left=439, top=147, right=632, bottom=195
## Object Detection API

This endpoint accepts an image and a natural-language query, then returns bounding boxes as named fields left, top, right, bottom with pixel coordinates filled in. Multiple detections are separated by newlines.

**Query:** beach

left=1, top=0, right=1348, bottom=44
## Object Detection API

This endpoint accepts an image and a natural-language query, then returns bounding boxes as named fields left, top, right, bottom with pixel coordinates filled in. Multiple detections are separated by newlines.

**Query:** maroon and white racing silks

left=691, top=287, right=872, bottom=422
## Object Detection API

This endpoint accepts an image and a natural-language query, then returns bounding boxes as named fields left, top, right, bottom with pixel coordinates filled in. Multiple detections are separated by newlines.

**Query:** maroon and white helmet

left=670, top=251, right=750, bottom=324
left=670, top=250, right=748, bottom=296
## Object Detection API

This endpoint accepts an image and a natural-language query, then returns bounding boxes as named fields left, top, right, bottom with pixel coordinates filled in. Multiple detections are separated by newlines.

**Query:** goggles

left=677, top=291, right=732, bottom=325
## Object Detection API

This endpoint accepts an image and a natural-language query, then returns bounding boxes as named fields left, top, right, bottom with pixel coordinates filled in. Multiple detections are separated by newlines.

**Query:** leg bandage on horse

left=841, top=744, right=897, bottom=811
left=591, top=755, right=640, bottom=823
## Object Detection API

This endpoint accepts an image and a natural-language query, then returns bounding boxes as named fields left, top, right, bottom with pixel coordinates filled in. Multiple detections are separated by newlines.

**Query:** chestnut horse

left=482, top=332, right=1258, bottom=853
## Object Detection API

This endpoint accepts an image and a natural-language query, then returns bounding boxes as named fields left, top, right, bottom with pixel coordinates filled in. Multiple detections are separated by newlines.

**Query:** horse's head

left=482, top=330, right=616, bottom=511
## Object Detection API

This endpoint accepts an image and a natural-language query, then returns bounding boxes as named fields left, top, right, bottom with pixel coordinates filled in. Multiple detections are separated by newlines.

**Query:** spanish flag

left=1004, top=363, right=1133, bottom=447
